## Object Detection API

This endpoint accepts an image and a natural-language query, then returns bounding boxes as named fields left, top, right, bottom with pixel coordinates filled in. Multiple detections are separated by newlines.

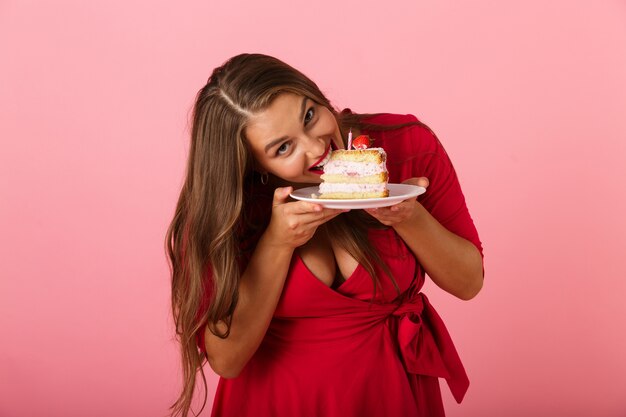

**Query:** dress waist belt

left=389, top=293, right=469, bottom=403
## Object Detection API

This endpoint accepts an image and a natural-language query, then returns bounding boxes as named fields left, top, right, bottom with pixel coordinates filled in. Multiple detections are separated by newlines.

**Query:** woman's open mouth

left=308, top=144, right=332, bottom=175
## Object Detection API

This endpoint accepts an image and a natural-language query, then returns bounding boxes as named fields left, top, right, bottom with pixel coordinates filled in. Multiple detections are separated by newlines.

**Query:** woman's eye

left=276, top=142, right=291, bottom=155
left=304, top=107, right=315, bottom=125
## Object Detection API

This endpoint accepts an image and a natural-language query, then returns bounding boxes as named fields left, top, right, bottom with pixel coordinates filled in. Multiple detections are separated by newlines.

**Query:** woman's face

left=245, top=92, right=343, bottom=185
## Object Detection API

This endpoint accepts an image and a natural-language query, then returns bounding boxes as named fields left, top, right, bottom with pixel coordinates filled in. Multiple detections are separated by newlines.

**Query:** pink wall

left=1, top=1, right=625, bottom=416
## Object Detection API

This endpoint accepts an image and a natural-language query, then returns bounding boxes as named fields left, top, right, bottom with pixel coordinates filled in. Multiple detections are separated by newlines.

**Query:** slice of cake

left=318, top=135, right=389, bottom=199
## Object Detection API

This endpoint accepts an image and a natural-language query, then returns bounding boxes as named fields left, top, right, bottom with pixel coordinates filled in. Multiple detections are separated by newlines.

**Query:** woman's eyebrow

left=264, top=136, right=288, bottom=153
left=263, top=97, right=309, bottom=153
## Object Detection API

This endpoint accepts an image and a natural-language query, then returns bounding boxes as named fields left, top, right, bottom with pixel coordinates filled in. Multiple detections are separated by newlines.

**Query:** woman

left=166, top=53, right=484, bottom=417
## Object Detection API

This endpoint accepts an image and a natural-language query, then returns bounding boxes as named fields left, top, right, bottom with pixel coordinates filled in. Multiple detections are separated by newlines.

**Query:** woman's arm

left=204, top=230, right=293, bottom=378
left=365, top=178, right=483, bottom=300
left=204, top=187, right=345, bottom=378
left=393, top=201, right=483, bottom=300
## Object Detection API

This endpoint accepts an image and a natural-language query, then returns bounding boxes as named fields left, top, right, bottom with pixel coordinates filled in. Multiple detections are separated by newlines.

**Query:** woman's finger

left=402, top=177, right=429, bottom=189
left=272, top=186, right=294, bottom=207
left=289, top=207, right=346, bottom=227
left=306, top=208, right=347, bottom=226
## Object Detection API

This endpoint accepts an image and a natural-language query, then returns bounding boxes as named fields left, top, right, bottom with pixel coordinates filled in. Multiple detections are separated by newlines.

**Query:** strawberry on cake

left=319, top=135, right=389, bottom=199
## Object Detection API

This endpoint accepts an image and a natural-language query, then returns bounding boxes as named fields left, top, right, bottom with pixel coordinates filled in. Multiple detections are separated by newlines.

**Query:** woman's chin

left=296, top=176, right=322, bottom=186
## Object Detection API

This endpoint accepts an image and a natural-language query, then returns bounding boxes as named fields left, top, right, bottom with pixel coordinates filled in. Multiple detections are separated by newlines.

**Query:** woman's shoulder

left=359, top=113, right=441, bottom=157
left=361, top=112, right=420, bottom=126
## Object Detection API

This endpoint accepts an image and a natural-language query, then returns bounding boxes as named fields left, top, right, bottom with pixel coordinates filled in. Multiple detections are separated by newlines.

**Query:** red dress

left=201, top=114, right=483, bottom=417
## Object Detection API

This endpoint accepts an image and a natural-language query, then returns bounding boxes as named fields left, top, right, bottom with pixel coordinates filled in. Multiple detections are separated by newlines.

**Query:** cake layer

left=322, top=161, right=386, bottom=177
left=318, top=190, right=390, bottom=199
left=320, top=172, right=388, bottom=184
left=319, top=182, right=388, bottom=196
left=328, top=148, right=386, bottom=163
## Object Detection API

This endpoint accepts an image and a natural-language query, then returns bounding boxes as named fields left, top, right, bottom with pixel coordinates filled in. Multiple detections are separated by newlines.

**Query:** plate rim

left=289, top=183, right=426, bottom=208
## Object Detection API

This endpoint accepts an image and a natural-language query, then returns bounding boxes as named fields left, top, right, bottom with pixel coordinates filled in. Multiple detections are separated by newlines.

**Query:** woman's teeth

left=312, top=150, right=332, bottom=170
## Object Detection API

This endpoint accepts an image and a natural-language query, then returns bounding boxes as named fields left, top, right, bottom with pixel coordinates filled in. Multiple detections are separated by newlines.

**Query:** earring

left=260, top=172, right=269, bottom=185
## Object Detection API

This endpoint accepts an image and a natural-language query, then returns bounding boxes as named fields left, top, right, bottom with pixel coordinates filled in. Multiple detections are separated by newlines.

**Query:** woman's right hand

left=264, top=186, right=346, bottom=249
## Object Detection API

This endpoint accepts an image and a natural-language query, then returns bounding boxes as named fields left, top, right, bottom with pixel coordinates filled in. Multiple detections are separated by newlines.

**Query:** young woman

left=166, top=53, right=484, bottom=417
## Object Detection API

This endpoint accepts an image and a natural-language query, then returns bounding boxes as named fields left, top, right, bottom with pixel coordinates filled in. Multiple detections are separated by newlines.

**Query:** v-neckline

left=295, top=251, right=364, bottom=292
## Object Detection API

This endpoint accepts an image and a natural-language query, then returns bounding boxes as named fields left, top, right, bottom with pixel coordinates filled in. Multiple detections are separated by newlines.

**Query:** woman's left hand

left=364, top=177, right=429, bottom=227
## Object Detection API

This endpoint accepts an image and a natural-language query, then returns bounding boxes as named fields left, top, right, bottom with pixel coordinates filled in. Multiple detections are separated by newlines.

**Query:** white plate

left=289, top=184, right=426, bottom=209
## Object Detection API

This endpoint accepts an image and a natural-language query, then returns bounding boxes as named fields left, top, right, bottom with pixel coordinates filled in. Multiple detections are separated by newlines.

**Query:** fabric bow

left=391, top=293, right=469, bottom=403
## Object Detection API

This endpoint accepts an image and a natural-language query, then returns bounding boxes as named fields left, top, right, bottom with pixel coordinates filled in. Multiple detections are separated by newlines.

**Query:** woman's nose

left=304, top=134, right=325, bottom=156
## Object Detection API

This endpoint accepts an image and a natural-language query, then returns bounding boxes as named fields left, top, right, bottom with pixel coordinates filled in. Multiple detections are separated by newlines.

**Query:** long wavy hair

left=165, top=53, right=419, bottom=417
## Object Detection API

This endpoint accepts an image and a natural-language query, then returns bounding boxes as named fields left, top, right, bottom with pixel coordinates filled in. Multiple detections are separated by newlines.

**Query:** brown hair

left=165, top=53, right=409, bottom=416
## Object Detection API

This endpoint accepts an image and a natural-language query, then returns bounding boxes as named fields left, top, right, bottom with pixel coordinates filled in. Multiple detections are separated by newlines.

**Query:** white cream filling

left=319, top=183, right=387, bottom=193
left=323, top=161, right=387, bottom=176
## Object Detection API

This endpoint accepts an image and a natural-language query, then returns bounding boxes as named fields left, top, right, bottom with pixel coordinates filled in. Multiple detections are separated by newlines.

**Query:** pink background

left=1, top=1, right=625, bottom=416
